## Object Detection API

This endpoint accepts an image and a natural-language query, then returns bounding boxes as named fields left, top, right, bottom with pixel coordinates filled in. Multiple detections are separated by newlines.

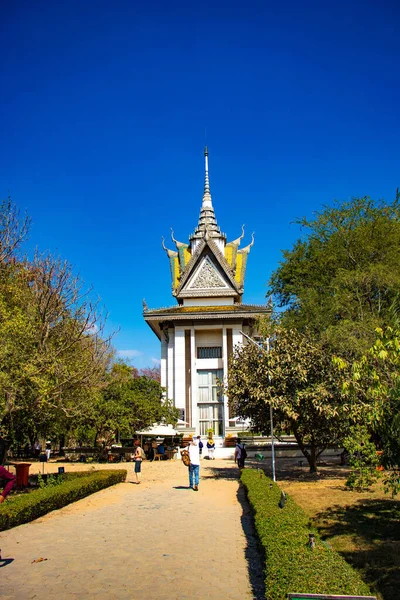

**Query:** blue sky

left=1, top=0, right=399, bottom=368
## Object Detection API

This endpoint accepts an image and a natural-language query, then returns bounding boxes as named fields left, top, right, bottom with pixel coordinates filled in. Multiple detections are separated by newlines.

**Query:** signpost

left=39, top=452, right=47, bottom=474
left=288, top=595, right=377, bottom=600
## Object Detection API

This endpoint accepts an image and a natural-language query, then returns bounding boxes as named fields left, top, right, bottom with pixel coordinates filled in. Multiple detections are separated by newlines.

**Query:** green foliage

left=228, top=326, right=355, bottom=472
left=343, top=426, right=379, bottom=491
left=37, top=472, right=64, bottom=488
left=0, top=199, right=171, bottom=449
left=269, top=196, right=400, bottom=356
left=343, top=320, right=400, bottom=496
left=0, top=199, right=113, bottom=446
left=241, top=469, right=372, bottom=600
left=77, top=362, right=179, bottom=446
left=0, top=469, right=127, bottom=531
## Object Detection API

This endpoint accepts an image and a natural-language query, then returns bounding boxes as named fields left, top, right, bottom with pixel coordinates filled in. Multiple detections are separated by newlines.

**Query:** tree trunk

left=308, top=444, right=318, bottom=473
left=292, top=426, right=319, bottom=473
left=0, top=435, right=8, bottom=465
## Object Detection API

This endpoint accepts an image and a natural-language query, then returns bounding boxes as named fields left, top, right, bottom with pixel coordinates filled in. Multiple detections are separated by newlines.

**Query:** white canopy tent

left=136, top=423, right=178, bottom=437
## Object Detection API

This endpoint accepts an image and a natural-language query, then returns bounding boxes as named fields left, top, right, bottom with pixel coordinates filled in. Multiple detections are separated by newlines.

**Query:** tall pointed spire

left=190, top=147, right=225, bottom=246
left=203, top=146, right=211, bottom=201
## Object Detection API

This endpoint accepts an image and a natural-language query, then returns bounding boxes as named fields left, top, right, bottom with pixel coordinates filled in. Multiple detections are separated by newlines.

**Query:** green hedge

left=0, top=469, right=127, bottom=531
left=241, top=469, right=372, bottom=600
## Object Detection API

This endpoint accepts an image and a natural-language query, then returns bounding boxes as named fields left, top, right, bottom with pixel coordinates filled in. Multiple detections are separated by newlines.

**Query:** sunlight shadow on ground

left=0, top=558, right=14, bottom=567
left=314, top=498, right=400, bottom=600
left=236, top=483, right=266, bottom=600
left=202, top=465, right=240, bottom=481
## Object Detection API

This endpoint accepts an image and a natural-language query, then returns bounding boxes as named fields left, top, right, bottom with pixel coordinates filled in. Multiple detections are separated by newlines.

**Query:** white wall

left=195, top=329, right=222, bottom=346
left=183, top=297, right=234, bottom=306
left=167, top=328, right=174, bottom=401
left=174, top=327, right=186, bottom=410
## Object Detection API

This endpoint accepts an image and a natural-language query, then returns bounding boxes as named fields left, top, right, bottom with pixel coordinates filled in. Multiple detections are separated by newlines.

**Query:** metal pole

left=240, top=330, right=276, bottom=481
left=270, top=403, right=276, bottom=481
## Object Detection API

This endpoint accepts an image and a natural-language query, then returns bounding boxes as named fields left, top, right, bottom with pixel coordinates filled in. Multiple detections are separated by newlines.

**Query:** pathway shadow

left=0, top=558, right=14, bottom=568
left=202, top=465, right=240, bottom=481
left=236, top=484, right=266, bottom=600
left=173, top=485, right=192, bottom=490
left=204, top=465, right=265, bottom=599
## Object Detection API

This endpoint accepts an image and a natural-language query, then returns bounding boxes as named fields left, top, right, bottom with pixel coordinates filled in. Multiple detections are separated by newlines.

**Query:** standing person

left=197, top=436, right=203, bottom=459
left=234, top=438, right=247, bottom=469
left=207, top=437, right=215, bottom=460
left=133, top=440, right=144, bottom=484
left=45, top=440, right=51, bottom=461
left=0, top=465, right=16, bottom=504
left=34, top=441, right=41, bottom=459
left=186, top=438, right=200, bottom=491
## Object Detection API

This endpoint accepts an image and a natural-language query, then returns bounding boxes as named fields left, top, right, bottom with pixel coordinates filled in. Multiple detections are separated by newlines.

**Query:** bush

left=0, top=469, right=126, bottom=531
left=343, top=426, right=379, bottom=491
left=241, top=469, right=372, bottom=600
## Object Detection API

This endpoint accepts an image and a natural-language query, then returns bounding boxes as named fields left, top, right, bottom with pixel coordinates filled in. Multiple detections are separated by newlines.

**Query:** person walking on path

left=207, top=438, right=215, bottom=460
left=197, top=436, right=203, bottom=459
left=133, top=440, right=144, bottom=484
left=45, top=440, right=51, bottom=461
left=187, top=438, right=200, bottom=491
left=234, top=438, right=247, bottom=469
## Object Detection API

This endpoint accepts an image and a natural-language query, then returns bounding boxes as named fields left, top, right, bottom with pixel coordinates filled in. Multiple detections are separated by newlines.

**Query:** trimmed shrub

left=0, top=469, right=126, bottom=531
left=241, top=469, right=372, bottom=600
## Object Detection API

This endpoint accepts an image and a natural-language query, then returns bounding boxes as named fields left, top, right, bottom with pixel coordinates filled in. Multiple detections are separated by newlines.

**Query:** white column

left=174, top=327, right=186, bottom=411
left=167, top=328, right=174, bottom=402
left=190, top=327, right=197, bottom=430
left=161, top=335, right=168, bottom=396
left=232, top=326, right=243, bottom=351
left=222, top=325, right=229, bottom=430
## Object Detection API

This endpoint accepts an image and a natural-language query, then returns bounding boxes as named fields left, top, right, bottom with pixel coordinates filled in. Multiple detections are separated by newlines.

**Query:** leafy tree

left=0, top=198, right=171, bottom=455
left=269, top=195, right=400, bottom=356
left=228, top=326, right=358, bottom=473
left=0, top=199, right=113, bottom=448
left=75, top=362, right=178, bottom=446
left=339, top=321, right=400, bottom=496
left=0, top=254, right=113, bottom=439
left=342, top=425, right=379, bottom=491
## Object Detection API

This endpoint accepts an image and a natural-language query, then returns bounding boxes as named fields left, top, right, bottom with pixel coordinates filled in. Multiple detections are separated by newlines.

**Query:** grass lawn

left=275, top=462, right=400, bottom=600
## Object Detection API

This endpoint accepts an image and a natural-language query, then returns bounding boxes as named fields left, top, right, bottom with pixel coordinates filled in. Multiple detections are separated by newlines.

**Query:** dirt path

left=0, top=459, right=265, bottom=600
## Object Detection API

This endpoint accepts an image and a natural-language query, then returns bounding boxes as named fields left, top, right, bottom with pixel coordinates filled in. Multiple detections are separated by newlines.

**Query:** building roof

left=143, top=303, right=271, bottom=339
left=161, top=148, right=254, bottom=302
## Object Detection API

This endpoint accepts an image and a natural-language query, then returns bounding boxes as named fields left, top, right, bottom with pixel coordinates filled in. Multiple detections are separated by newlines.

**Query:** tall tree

left=0, top=199, right=113, bottom=446
left=228, top=327, right=360, bottom=473
left=269, top=195, right=400, bottom=356
left=82, top=362, right=178, bottom=446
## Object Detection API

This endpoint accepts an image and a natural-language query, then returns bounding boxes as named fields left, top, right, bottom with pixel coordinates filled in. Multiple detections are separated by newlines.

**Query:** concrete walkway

left=0, top=460, right=265, bottom=600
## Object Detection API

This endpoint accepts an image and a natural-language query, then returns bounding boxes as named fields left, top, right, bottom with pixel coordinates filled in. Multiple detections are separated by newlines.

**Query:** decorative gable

left=187, top=256, right=230, bottom=290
